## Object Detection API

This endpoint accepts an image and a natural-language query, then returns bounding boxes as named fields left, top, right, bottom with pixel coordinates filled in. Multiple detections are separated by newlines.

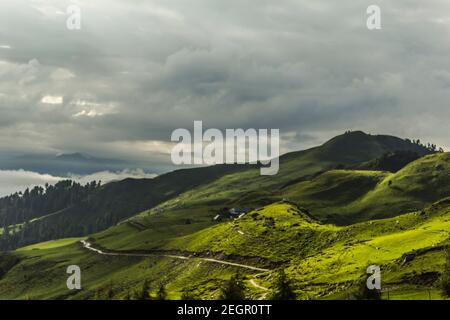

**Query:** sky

left=0, top=0, right=450, bottom=195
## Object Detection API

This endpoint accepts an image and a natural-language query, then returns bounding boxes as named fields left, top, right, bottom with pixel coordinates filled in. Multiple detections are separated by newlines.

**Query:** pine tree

left=157, top=283, right=167, bottom=300
left=440, top=247, right=450, bottom=297
left=355, top=274, right=381, bottom=300
left=106, top=282, right=114, bottom=299
left=220, top=275, right=245, bottom=300
left=181, top=289, right=197, bottom=300
left=270, top=269, right=296, bottom=300
left=138, top=280, right=151, bottom=300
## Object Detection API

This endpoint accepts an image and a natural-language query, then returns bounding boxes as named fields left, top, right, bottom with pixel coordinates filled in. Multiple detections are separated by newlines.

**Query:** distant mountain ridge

left=0, top=152, right=127, bottom=176
left=55, top=152, right=101, bottom=162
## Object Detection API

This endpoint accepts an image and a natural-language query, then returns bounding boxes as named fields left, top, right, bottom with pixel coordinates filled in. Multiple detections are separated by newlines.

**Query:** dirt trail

left=80, top=240, right=271, bottom=298
left=249, top=278, right=270, bottom=300
left=80, top=240, right=269, bottom=272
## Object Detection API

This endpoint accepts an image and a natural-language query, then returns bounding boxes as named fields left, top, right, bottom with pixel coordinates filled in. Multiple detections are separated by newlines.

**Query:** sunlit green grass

left=16, top=237, right=85, bottom=252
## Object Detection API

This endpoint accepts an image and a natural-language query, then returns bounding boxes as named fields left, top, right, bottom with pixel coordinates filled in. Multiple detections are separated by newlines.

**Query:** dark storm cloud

left=1, top=0, right=449, bottom=168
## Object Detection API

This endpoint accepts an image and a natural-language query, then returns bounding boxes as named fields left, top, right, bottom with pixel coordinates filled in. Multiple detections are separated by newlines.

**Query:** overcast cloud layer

left=1, top=0, right=450, bottom=177
left=0, top=169, right=157, bottom=197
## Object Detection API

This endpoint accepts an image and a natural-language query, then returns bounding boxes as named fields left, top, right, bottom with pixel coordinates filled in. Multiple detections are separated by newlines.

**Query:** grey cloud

left=0, top=0, right=449, bottom=171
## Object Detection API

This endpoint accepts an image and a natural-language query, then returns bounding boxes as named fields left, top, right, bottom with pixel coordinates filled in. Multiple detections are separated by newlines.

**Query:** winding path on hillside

left=249, top=277, right=270, bottom=300
left=80, top=240, right=270, bottom=299
left=81, top=240, right=269, bottom=271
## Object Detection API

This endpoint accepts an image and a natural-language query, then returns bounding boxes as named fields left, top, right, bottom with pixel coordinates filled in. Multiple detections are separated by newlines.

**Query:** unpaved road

left=80, top=240, right=270, bottom=298
left=80, top=240, right=269, bottom=272
left=80, top=240, right=270, bottom=300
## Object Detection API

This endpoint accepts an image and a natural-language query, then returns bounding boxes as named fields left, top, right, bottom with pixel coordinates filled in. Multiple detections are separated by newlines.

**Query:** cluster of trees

left=0, top=180, right=100, bottom=227
left=0, top=176, right=176, bottom=251
left=268, top=269, right=296, bottom=300
left=0, top=180, right=102, bottom=251
left=355, top=275, right=381, bottom=300
left=96, top=280, right=168, bottom=300
left=220, top=275, right=246, bottom=300
left=373, top=150, right=422, bottom=172
left=405, top=138, right=444, bottom=153
left=0, top=207, right=122, bottom=251
left=219, top=269, right=295, bottom=300
left=93, top=269, right=296, bottom=300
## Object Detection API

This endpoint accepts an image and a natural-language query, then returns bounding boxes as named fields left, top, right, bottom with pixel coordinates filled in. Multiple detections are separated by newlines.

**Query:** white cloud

left=41, top=95, right=63, bottom=104
left=50, top=68, right=75, bottom=81
left=0, top=169, right=157, bottom=197
left=30, top=0, right=65, bottom=18
left=0, top=169, right=62, bottom=197
left=71, top=100, right=117, bottom=118
left=73, top=109, right=102, bottom=117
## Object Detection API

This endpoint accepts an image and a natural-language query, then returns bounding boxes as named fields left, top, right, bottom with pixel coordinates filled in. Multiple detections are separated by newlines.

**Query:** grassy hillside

left=282, top=170, right=388, bottom=220
left=112, top=133, right=439, bottom=227
left=1, top=200, right=448, bottom=300
left=1, top=131, right=434, bottom=250
left=279, top=152, right=450, bottom=224
left=0, top=131, right=447, bottom=300
left=349, top=152, right=450, bottom=219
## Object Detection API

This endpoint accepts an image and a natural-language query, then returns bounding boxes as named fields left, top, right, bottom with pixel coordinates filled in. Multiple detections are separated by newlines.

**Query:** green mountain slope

left=0, top=131, right=448, bottom=300
left=89, top=154, right=449, bottom=255
left=122, top=132, right=434, bottom=218
left=2, top=131, right=432, bottom=249
left=351, top=152, right=450, bottom=219
left=1, top=199, right=448, bottom=300
left=282, top=152, right=450, bottom=224
left=282, top=170, right=389, bottom=220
